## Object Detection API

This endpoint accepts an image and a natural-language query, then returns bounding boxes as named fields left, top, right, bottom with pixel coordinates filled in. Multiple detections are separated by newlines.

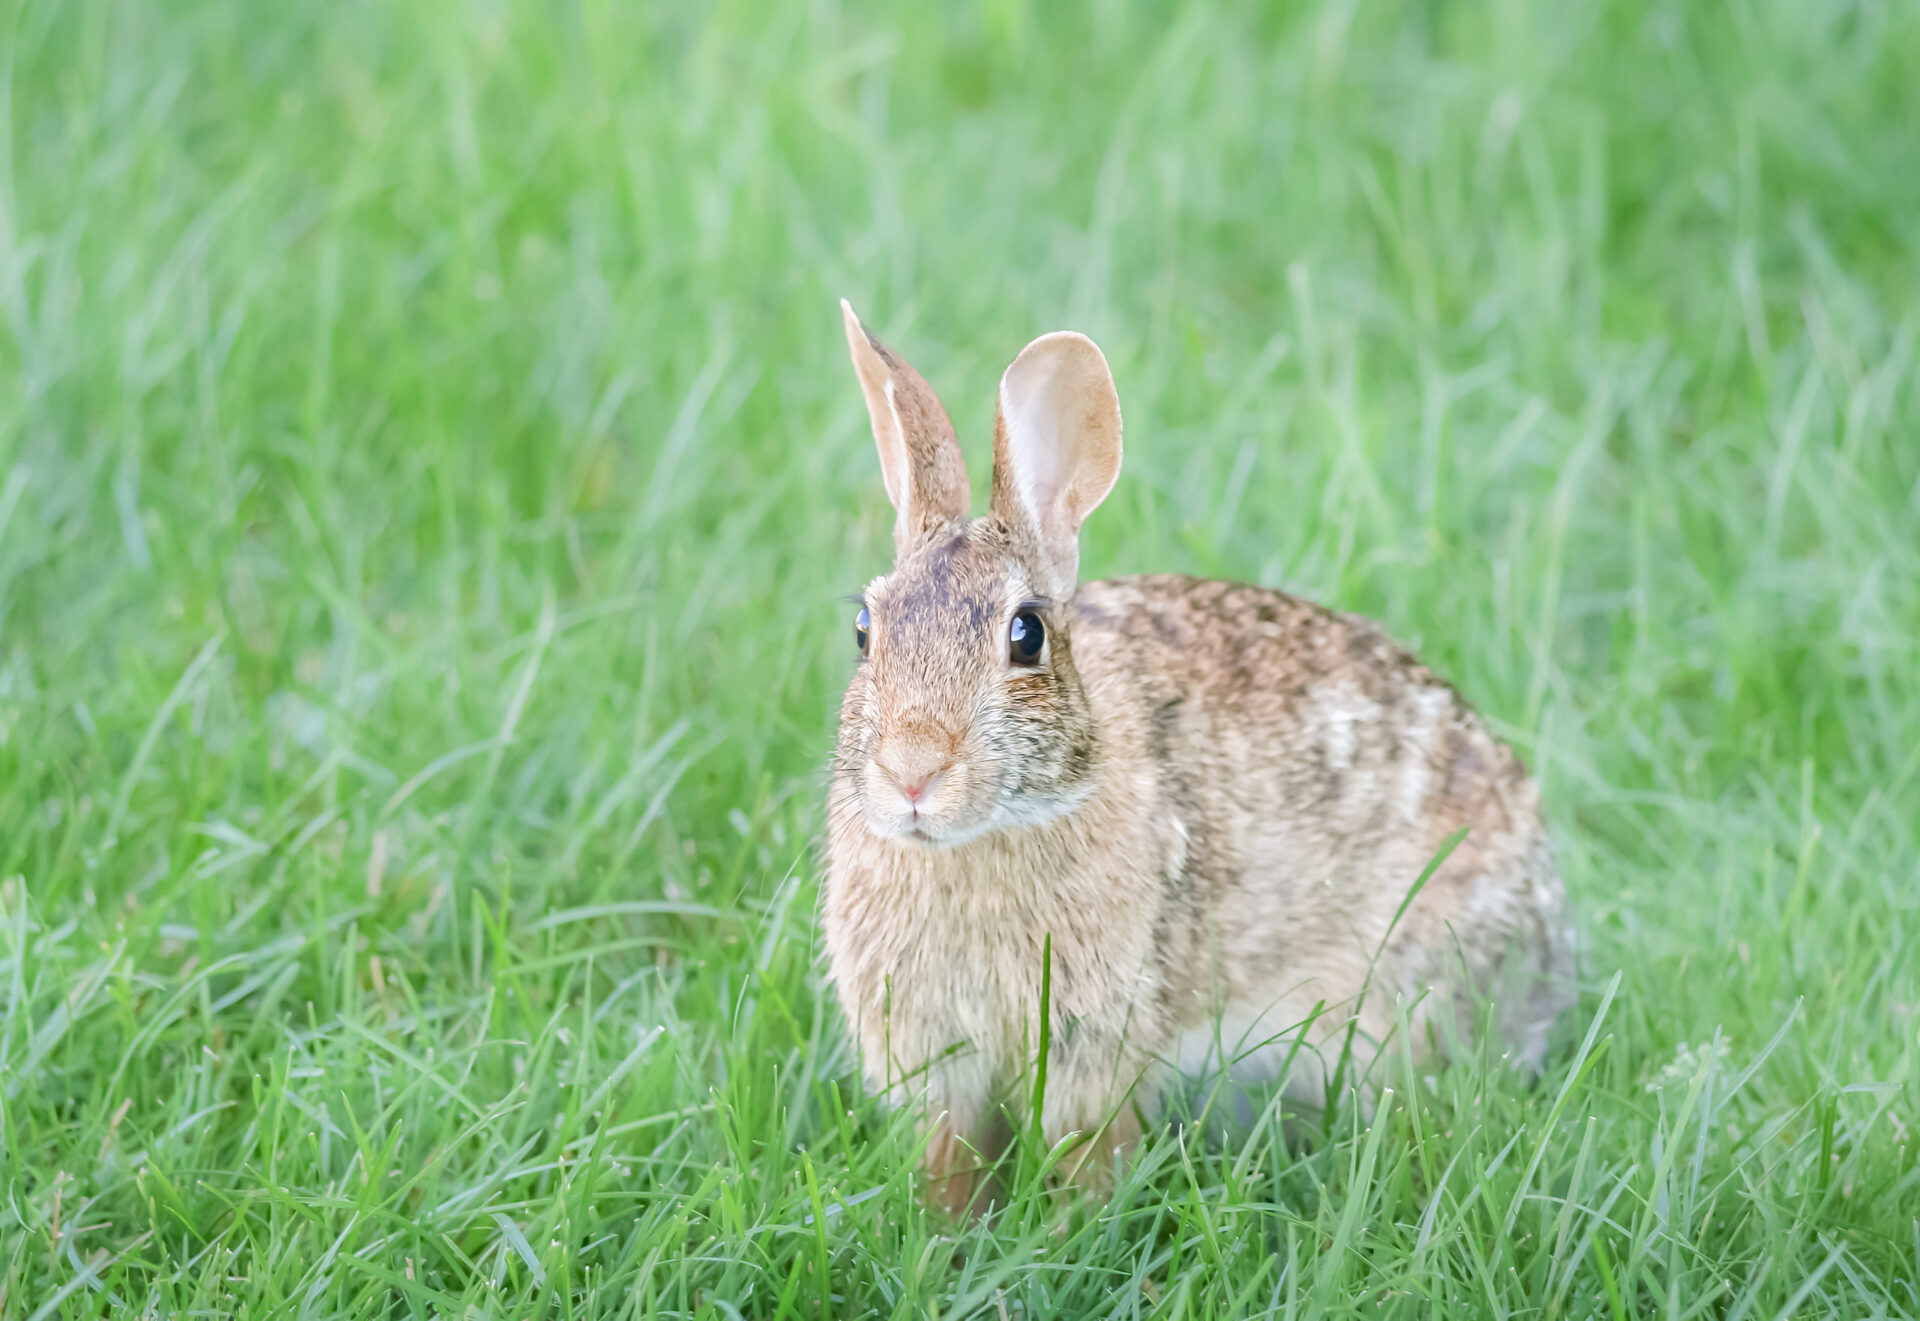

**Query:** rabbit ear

left=842, top=300, right=971, bottom=553
left=989, top=331, right=1123, bottom=598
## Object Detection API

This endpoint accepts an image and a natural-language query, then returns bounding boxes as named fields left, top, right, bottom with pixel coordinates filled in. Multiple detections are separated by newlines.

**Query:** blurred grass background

left=2, top=0, right=1918, bottom=1315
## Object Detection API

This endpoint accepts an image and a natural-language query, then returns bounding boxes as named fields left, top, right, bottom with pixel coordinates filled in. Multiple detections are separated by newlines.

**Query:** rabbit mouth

left=860, top=786, right=1000, bottom=849
left=866, top=803, right=977, bottom=847
left=860, top=750, right=982, bottom=842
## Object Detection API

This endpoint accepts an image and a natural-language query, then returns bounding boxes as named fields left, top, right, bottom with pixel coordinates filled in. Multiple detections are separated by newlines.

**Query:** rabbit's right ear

left=842, top=300, right=971, bottom=554
left=989, top=331, right=1123, bottom=600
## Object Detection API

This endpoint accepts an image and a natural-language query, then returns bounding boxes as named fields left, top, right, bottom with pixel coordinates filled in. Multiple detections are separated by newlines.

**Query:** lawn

left=3, top=0, right=1918, bottom=1315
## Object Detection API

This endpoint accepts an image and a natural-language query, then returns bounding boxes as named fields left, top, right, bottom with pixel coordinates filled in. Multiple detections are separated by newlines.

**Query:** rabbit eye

left=1009, top=610, right=1045, bottom=666
left=854, top=606, right=871, bottom=657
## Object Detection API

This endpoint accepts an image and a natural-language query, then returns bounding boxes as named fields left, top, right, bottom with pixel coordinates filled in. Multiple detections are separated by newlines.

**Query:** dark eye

left=1009, top=610, right=1045, bottom=665
left=854, top=606, right=871, bottom=657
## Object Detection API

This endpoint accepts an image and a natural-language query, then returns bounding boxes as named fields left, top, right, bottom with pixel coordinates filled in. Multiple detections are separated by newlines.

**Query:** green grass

left=3, top=0, right=1918, bottom=1314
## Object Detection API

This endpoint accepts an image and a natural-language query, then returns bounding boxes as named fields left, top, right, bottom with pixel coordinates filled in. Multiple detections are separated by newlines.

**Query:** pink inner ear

left=997, top=332, right=1120, bottom=545
left=1019, top=467, right=1065, bottom=535
left=999, top=371, right=1068, bottom=532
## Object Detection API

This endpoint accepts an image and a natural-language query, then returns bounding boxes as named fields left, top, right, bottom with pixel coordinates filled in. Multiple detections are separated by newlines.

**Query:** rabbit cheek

left=990, top=670, right=1097, bottom=814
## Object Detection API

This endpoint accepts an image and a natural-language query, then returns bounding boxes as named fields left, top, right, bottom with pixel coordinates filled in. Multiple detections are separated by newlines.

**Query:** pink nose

left=900, top=772, right=939, bottom=805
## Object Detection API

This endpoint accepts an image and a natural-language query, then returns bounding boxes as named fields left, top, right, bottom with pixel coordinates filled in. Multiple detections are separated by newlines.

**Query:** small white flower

left=1644, top=1038, right=1732, bottom=1093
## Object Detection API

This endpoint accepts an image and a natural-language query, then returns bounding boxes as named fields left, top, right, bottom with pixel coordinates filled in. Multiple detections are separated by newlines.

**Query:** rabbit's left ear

left=989, top=331, right=1123, bottom=599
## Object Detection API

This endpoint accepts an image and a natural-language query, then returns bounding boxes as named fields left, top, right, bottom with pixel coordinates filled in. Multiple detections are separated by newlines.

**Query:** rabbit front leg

left=881, top=1049, right=1010, bottom=1220
left=923, top=1101, right=1012, bottom=1219
left=1036, top=1020, right=1155, bottom=1193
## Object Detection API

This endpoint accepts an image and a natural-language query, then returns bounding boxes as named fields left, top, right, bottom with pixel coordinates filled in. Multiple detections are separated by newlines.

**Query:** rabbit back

left=1068, top=572, right=1573, bottom=1085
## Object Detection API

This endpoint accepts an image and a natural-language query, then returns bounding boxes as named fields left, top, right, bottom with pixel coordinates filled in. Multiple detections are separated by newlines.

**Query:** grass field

left=4, top=0, right=1919, bottom=1315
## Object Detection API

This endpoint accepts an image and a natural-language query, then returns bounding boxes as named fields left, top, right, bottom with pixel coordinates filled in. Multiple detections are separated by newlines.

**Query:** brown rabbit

left=822, top=301, right=1573, bottom=1217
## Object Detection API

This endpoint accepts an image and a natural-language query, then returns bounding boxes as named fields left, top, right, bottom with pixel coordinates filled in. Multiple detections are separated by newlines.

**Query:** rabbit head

left=834, top=301, right=1123, bottom=849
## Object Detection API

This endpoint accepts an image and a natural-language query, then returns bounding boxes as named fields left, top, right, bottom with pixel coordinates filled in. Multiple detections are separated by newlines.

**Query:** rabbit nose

left=882, top=757, right=947, bottom=797
left=877, top=712, right=961, bottom=808
left=877, top=749, right=951, bottom=811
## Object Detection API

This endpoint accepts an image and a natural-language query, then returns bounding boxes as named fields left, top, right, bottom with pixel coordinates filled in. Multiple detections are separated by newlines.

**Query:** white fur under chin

left=862, top=815, right=995, bottom=850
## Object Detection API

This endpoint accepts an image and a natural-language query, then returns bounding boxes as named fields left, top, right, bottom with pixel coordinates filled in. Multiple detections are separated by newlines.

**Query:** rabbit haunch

left=823, top=301, right=1572, bottom=1216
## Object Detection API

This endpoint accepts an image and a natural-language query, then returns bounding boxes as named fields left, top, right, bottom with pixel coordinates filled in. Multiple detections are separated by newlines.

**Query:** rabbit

left=822, top=300, right=1574, bottom=1218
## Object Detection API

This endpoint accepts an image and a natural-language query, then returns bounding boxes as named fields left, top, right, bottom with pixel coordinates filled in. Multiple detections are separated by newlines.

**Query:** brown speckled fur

left=825, top=305, right=1573, bottom=1214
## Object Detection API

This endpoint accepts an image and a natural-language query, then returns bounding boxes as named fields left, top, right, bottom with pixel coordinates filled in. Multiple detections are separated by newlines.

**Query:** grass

left=2, top=0, right=1918, bottom=1314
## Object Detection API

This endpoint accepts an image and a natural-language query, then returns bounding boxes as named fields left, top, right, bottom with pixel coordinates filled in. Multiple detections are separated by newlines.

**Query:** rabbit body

left=824, top=304, right=1571, bottom=1211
